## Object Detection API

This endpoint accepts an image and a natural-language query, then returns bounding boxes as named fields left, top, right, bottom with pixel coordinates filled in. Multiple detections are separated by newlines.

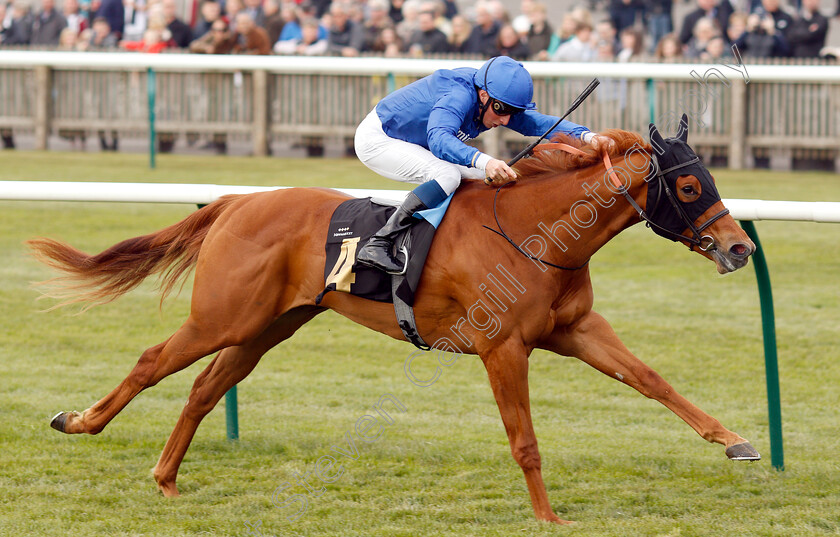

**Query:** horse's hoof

left=725, top=441, right=761, bottom=461
left=50, top=412, right=69, bottom=433
left=542, top=514, right=575, bottom=525
left=157, top=481, right=181, bottom=498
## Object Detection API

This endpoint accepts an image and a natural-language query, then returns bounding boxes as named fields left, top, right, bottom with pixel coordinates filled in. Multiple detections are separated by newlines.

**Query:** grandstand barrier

left=2, top=52, right=840, bottom=169
left=4, top=180, right=840, bottom=469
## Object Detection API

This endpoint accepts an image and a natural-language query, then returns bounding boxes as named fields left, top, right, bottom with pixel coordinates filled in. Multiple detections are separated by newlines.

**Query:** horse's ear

left=649, top=123, right=666, bottom=153
left=677, top=113, right=689, bottom=142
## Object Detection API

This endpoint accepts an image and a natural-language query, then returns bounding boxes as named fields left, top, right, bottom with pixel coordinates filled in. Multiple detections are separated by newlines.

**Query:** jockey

left=354, top=55, right=614, bottom=274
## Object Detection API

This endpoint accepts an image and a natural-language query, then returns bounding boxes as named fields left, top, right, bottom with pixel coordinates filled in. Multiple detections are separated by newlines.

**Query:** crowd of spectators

left=1, top=0, right=836, bottom=61
left=0, top=0, right=836, bottom=151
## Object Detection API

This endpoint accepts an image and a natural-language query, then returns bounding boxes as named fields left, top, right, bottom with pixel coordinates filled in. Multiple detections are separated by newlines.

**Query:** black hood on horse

left=645, top=114, right=728, bottom=249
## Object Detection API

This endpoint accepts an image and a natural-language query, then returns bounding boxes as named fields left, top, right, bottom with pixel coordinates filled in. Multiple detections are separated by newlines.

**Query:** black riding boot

left=356, top=192, right=428, bottom=274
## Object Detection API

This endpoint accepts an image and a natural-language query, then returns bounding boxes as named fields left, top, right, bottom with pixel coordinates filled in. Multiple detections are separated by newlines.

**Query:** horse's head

left=646, top=114, right=754, bottom=274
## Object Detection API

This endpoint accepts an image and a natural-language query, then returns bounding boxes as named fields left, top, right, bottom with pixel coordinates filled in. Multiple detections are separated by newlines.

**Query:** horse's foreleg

left=541, top=311, right=759, bottom=459
left=51, top=316, right=257, bottom=436
left=153, top=306, right=324, bottom=497
left=482, top=340, right=572, bottom=524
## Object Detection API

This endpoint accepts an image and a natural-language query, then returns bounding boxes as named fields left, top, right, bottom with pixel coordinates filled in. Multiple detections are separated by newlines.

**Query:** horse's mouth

left=712, top=248, right=750, bottom=274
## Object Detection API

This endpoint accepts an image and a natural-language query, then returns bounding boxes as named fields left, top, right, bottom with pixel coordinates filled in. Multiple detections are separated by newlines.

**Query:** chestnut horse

left=30, top=120, right=759, bottom=524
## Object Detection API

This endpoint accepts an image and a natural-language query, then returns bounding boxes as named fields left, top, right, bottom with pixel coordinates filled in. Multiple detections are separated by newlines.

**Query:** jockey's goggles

left=489, top=99, right=524, bottom=116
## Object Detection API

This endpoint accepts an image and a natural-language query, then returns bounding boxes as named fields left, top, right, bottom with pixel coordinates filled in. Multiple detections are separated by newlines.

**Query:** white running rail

left=2, top=181, right=840, bottom=222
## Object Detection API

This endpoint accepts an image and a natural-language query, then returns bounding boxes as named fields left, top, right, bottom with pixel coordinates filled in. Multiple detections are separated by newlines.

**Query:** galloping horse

left=30, top=118, right=759, bottom=524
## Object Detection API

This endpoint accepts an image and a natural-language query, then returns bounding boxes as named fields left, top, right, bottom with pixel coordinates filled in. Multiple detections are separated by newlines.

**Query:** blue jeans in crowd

left=647, top=13, right=673, bottom=54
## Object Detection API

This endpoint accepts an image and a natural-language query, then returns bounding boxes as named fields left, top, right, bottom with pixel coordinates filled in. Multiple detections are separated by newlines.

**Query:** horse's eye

left=681, top=185, right=696, bottom=196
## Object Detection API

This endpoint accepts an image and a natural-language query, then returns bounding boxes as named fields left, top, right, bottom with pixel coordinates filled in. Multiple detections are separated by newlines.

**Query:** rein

left=482, top=180, right=588, bottom=271
left=483, top=142, right=731, bottom=270
left=481, top=143, right=596, bottom=271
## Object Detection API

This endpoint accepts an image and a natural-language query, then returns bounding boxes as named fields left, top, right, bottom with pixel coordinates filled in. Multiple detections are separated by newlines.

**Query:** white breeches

left=354, top=108, right=485, bottom=196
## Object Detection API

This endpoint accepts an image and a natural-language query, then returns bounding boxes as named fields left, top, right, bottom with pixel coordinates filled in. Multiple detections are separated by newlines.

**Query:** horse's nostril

left=730, top=243, right=751, bottom=258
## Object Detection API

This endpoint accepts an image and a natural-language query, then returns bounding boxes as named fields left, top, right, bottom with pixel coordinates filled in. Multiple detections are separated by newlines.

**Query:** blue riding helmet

left=474, top=56, right=537, bottom=112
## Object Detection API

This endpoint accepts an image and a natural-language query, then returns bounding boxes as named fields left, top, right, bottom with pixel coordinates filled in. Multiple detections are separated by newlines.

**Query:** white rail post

left=34, top=65, right=51, bottom=151
left=252, top=69, right=269, bottom=157
left=729, top=80, right=747, bottom=170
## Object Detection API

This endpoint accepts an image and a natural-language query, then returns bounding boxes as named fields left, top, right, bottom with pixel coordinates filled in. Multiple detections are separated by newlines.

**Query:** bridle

left=482, top=143, right=730, bottom=271
left=622, top=153, right=730, bottom=253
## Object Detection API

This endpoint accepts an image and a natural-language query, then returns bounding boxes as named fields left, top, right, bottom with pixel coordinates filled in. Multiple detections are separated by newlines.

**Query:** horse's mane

left=512, top=129, right=651, bottom=180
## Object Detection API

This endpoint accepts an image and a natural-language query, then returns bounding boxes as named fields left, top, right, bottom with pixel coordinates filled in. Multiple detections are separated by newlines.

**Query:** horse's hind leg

left=50, top=223, right=293, bottom=436
left=51, top=271, right=282, bottom=436
left=50, top=316, right=247, bottom=435
left=153, top=306, right=324, bottom=497
left=541, top=311, right=760, bottom=460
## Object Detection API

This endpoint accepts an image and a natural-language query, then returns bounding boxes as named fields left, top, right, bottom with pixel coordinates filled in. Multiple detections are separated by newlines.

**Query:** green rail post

left=225, top=385, right=239, bottom=440
left=387, top=72, right=396, bottom=94
left=147, top=67, right=157, bottom=170
left=647, top=78, right=656, bottom=124
left=740, top=220, right=784, bottom=470
left=196, top=203, right=239, bottom=441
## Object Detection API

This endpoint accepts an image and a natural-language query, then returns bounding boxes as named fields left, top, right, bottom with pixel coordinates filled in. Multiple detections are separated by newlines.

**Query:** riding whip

left=507, top=78, right=600, bottom=167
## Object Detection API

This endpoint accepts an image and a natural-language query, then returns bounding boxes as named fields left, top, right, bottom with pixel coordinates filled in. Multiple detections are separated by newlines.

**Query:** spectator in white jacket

left=550, top=20, right=596, bottom=61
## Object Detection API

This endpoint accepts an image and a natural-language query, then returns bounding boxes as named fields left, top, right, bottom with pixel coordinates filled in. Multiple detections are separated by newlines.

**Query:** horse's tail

left=27, top=194, right=244, bottom=310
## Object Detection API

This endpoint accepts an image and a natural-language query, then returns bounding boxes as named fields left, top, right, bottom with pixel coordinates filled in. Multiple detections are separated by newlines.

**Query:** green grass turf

left=1, top=151, right=839, bottom=536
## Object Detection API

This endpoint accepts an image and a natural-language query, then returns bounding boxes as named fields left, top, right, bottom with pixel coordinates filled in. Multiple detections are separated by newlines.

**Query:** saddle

left=315, top=196, right=452, bottom=349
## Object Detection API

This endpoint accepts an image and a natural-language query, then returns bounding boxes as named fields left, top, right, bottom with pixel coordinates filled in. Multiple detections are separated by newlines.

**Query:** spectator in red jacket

left=120, top=27, right=167, bottom=51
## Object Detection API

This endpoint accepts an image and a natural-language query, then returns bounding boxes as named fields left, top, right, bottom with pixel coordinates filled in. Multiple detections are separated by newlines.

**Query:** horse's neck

left=511, top=153, right=650, bottom=266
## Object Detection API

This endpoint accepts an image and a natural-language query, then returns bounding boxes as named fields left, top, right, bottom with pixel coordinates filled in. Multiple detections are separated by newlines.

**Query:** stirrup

left=386, top=245, right=409, bottom=276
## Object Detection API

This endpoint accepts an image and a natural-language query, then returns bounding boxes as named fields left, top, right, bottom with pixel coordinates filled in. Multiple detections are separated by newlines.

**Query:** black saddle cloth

left=316, top=197, right=437, bottom=305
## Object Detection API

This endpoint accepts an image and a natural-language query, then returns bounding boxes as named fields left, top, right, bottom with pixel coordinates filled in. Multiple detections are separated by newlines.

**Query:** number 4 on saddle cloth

left=314, top=194, right=453, bottom=349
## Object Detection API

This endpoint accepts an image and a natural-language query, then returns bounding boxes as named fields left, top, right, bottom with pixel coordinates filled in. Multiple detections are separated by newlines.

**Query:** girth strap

left=391, top=235, right=431, bottom=351
left=392, top=272, right=430, bottom=350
